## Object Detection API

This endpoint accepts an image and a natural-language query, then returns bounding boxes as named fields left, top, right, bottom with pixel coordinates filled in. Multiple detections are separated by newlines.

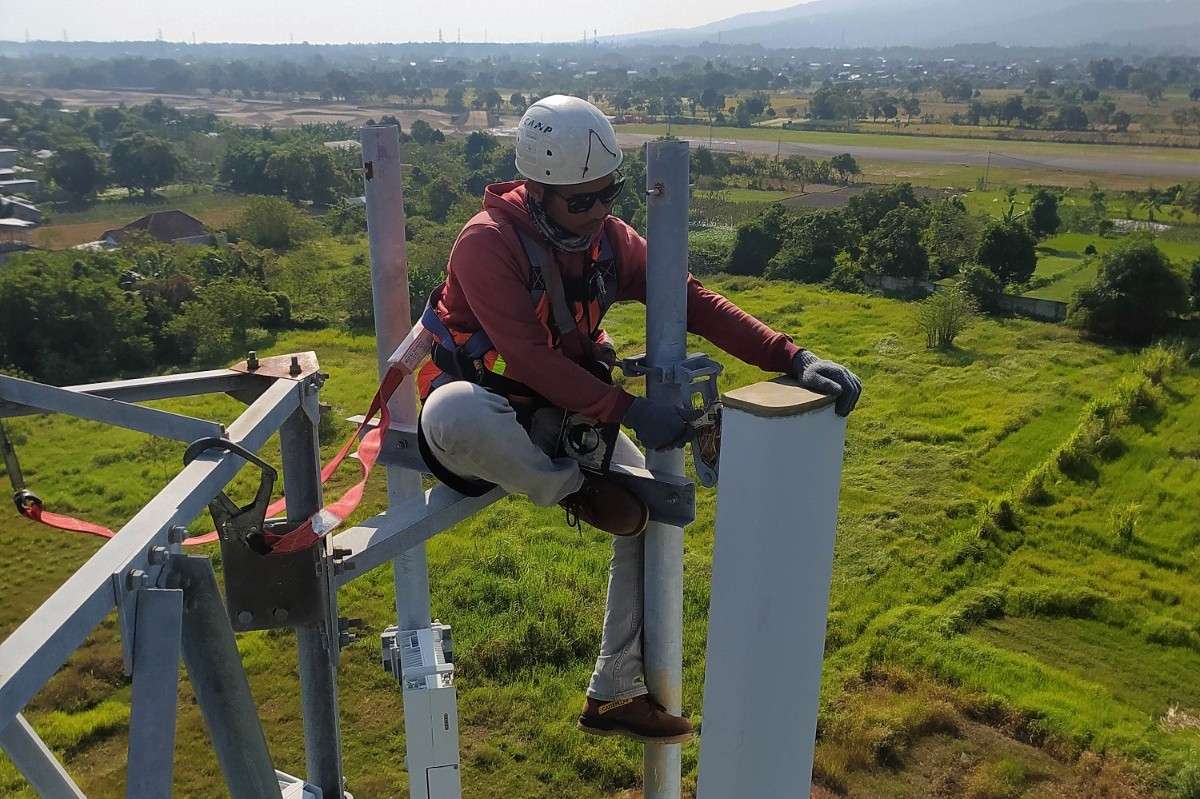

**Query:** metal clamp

left=182, top=437, right=326, bottom=633
left=621, top=352, right=724, bottom=487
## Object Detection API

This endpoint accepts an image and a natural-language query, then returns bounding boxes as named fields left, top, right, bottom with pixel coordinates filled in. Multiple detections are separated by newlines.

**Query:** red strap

left=15, top=366, right=409, bottom=554
left=17, top=495, right=115, bottom=539
left=261, top=365, right=406, bottom=555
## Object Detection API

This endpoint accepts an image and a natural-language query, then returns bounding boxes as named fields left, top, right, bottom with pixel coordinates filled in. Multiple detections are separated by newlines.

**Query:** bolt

left=246, top=351, right=259, bottom=370
left=126, top=569, right=148, bottom=591
left=289, top=355, right=301, bottom=376
left=667, top=494, right=679, bottom=505
left=147, top=546, right=169, bottom=565
left=236, top=610, right=254, bottom=626
left=272, top=608, right=289, bottom=623
left=167, top=525, right=188, bottom=544
left=646, top=182, right=665, bottom=197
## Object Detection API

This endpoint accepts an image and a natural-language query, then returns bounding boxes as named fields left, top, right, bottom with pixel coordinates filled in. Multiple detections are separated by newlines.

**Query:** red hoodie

left=419, top=180, right=801, bottom=423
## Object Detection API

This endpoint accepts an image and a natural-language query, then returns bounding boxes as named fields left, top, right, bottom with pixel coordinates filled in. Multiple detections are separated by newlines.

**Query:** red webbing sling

left=11, top=365, right=410, bottom=554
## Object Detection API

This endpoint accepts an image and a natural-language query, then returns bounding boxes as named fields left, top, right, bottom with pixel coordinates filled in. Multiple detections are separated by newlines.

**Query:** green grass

left=2, top=277, right=1198, bottom=796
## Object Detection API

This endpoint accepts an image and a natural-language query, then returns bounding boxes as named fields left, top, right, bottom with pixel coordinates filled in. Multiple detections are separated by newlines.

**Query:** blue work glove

left=623, top=396, right=697, bottom=451
left=792, top=350, right=862, bottom=417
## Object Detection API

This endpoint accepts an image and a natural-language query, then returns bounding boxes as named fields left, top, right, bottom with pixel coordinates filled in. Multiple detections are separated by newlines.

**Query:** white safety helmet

left=515, top=95, right=624, bottom=186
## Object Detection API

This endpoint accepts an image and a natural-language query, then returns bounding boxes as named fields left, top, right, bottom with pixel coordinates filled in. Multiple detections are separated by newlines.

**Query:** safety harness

left=415, top=227, right=622, bottom=495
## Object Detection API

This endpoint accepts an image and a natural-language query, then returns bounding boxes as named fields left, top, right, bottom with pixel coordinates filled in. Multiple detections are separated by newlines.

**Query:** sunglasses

left=557, top=175, right=626, bottom=214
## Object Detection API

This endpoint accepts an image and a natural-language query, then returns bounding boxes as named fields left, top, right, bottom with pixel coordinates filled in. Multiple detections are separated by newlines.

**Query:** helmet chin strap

left=525, top=189, right=598, bottom=253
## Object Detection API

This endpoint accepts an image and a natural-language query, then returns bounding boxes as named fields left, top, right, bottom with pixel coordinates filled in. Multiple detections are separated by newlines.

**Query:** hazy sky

left=1, top=0, right=812, bottom=45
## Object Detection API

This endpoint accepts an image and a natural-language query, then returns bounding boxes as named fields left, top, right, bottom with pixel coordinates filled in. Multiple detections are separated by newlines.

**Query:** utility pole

left=983, top=151, right=991, bottom=189
left=641, top=139, right=690, bottom=799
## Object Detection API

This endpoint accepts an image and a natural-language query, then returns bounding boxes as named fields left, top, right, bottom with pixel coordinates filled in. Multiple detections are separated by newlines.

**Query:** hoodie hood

left=482, top=180, right=538, bottom=234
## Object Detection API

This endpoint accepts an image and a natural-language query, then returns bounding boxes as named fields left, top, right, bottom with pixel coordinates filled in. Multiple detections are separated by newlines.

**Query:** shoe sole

left=576, top=720, right=693, bottom=745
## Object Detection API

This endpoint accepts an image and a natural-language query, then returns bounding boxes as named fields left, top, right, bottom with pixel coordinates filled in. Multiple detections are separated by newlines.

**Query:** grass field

left=3, top=274, right=1199, bottom=797
left=620, top=123, right=1200, bottom=164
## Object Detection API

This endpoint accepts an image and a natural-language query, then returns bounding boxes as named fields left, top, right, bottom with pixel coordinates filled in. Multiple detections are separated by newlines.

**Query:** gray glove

left=792, top=350, right=862, bottom=417
left=623, top=397, right=697, bottom=451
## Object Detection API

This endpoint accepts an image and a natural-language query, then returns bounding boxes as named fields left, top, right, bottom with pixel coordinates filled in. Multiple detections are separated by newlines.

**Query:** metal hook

left=646, top=182, right=664, bottom=197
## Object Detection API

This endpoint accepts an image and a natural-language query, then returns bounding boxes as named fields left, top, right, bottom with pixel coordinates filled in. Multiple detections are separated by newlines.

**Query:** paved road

left=613, top=132, right=1200, bottom=181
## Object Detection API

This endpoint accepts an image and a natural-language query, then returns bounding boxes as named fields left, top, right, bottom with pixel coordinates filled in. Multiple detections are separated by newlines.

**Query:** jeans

left=422, top=381, right=648, bottom=701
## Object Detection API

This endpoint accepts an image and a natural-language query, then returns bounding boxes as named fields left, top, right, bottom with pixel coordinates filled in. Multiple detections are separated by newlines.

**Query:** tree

left=47, top=143, right=105, bottom=201
left=423, top=175, right=462, bottom=223
left=1028, top=189, right=1061, bottom=238
left=1111, top=110, right=1132, bottom=132
left=167, top=278, right=277, bottom=364
left=409, top=119, right=444, bottom=145
left=922, top=198, right=980, bottom=278
left=445, top=86, right=466, bottom=112
left=1055, top=104, right=1089, bottom=131
left=264, top=144, right=345, bottom=204
left=110, top=133, right=180, bottom=198
left=844, top=183, right=922, bottom=236
left=1129, top=70, right=1165, bottom=104
left=726, top=205, right=794, bottom=276
left=917, top=287, right=977, bottom=349
left=859, top=206, right=930, bottom=280
left=0, top=252, right=154, bottom=382
left=829, top=153, right=860, bottom=184
left=1068, top=236, right=1188, bottom=343
left=765, top=210, right=847, bottom=283
left=900, top=96, right=921, bottom=122
left=509, top=92, right=527, bottom=111
left=976, top=219, right=1037, bottom=285
left=1191, top=87, right=1200, bottom=102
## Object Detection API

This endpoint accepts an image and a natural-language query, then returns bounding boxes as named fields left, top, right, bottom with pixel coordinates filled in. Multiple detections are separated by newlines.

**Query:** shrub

left=1189, top=258, right=1200, bottom=311
left=233, top=196, right=320, bottom=250
left=767, top=209, right=848, bottom=283
left=688, top=228, right=734, bottom=275
left=1144, top=617, right=1199, bottom=650
left=344, top=266, right=375, bottom=329
left=826, top=258, right=866, bottom=293
left=1084, top=243, right=1098, bottom=255
left=959, top=264, right=1003, bottom=310
left=1068, top=236, right=1189, bottom=344
left=917, top=287, right=977, bottom=349
left=1110, top=503, right=1139, bottom=551
left=726, top=205, right=794, bottom=276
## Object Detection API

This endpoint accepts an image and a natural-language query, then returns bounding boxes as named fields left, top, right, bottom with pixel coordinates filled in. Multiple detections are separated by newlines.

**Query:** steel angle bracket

left=622, top=351, right=724, bottom=487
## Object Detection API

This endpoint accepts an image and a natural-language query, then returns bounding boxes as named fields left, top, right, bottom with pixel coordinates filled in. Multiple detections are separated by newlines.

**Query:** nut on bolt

left=125, top=569, right=148, bottom=591
left=167, top=525, right=188, bottom=544
left=147, top=546, right=170, bottom=565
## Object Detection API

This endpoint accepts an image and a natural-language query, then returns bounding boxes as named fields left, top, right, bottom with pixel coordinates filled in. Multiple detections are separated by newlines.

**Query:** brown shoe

left=559, top=472, right=648, bottom=537
left=577, top=694, right=693, bottom=744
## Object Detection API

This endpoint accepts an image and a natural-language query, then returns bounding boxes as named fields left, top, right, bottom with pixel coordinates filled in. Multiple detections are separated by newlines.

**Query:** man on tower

left=415, top=95, right=861, bottom=743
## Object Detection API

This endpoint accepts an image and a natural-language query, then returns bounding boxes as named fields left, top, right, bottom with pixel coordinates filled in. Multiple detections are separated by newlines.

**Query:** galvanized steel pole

left=642, top=139, right=690, bottom=799
left=361, top=124, right=430, bottom=630
left=282, top=390, right=345, bottom=798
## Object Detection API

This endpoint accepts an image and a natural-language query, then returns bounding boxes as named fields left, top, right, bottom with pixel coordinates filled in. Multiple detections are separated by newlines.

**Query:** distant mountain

left=618, top=0, right=1200, bottom=49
